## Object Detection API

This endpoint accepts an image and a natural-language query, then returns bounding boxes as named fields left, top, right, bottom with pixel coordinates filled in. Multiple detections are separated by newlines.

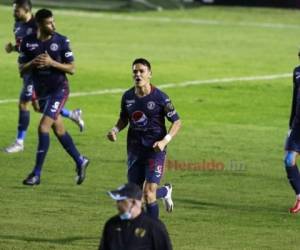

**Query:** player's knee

left=143, top=188, right=156, bottom=204
left=39, top=123, right=51, bottom=133
left=19, top=102, right=30, bottom=111
left=284, top=152, right=296, bottom=168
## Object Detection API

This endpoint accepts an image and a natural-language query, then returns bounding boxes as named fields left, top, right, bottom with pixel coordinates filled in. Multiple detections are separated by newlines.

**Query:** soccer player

left=19, top=8, right=89, bottom=185
left=4, top=0, right=84, bottom=154
left=107, top=58, right=181, bottom=219
left=99, top=183, right=173, bottom=250
left=284, top=50, right=300, bottom=213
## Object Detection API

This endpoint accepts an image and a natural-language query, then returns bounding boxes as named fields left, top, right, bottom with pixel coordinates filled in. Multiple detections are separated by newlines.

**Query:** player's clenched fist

left=107, top=127, right=119, bottom=142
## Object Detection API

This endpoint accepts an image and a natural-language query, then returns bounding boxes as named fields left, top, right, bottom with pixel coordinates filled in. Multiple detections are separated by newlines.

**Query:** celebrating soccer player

left=19, top=9, right=89, bottom=185
left=4, top=0, right=84, bottom=153
left=107, top=58, right=181, bottom=219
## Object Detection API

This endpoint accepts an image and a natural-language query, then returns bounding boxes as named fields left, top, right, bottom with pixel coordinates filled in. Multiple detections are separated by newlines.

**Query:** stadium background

left=1, top=0, right=300, bottom=249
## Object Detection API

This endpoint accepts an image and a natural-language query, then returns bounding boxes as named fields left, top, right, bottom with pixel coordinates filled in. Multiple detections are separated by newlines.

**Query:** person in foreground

left=99, top=183, right=173, bottom=250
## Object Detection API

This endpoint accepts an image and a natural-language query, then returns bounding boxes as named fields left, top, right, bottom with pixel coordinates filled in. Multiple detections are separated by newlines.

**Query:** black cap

left=108, top=183, right=142, bottom=201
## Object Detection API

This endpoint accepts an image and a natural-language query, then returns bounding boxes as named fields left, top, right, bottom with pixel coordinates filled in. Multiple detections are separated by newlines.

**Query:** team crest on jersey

left=147, top=101, right=156, bottom=110
left=50, top=43, right=59, bottom=51
left=132, top=111, right=148, bottom=127
left=134, top=228, right=146, bottom=238
left=26, top=28, right=33, bottom=35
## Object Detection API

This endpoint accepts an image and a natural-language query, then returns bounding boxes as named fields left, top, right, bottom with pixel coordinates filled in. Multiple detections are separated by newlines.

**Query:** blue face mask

left=120, top=211, right=132, bottom=220
left=119, top=201, right=134, bottom=220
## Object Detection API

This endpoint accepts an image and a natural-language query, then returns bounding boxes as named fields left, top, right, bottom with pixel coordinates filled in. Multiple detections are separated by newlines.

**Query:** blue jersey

left=19, top=32, right=74, bottom=95
left=289, top=66, right=300, bottom=129
left=120, top=85, right=180, bottom=149
left=14, top=16, right=37, bottom=52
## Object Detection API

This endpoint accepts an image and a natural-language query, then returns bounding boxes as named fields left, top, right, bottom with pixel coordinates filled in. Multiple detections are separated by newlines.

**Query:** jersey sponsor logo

left=134, top=228, right=146, bottom=238
left=26, top=42, right=39, bottom=51
left=147, top=101, right=156, bottom=110
left=50, top=43, right=59, bottom=51
left=26, top=27, right=33, bottom=35
left=65, top=51, right=73, bottom=58
left=167, top=110, right=177, bottom=118
left=165, top=102, right=176, bottom=117
left=126, top=99, right=135, bottom=108
left=132, top=111, right=148, bottom=127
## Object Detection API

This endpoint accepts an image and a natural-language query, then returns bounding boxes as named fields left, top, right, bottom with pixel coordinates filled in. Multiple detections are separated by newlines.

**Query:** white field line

left=1, top=5, right=300, bottom=30
left=0, top=73, right=291, bottom=105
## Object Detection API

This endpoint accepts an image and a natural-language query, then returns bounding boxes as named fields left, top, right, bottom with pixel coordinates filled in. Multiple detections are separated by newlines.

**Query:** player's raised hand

left=5, top=42, right=14, bottom=53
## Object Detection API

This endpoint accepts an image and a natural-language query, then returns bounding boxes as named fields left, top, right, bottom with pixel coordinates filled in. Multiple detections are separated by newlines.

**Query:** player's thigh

left=19, top=75, right=34, bottom=106
left=52, top=115, right=66, bottom=136
left=144, top=150, right=166, bottom=185
left=127, top=152, right=145, bottom=187
left=43, top=91, right=68, bottom=121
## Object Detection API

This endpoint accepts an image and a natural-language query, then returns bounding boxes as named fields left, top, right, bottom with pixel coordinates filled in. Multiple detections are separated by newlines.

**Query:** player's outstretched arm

left=153, top=119, right=181, bottom=152
left=107, top=118, right=128, bottom=142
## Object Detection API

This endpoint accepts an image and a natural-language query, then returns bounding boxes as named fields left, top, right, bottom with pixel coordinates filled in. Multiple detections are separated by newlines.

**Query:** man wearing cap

left=99, top=183, right=173, bottom=250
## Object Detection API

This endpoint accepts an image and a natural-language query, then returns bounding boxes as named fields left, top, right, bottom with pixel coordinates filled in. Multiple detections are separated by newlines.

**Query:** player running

left=4, top=0, right=84, bottom=154
left=284, top=50, right=300, bottom=213
left=19, top=8, right=89, bottom=185
left=107, top=58, right=181, bottom=219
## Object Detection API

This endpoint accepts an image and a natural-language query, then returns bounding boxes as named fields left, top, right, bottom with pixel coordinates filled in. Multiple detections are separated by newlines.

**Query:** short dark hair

left=14, top=0, right=32, bottom=11
left=132, top=58, right=151, bottom=71
left=35, top=8, right=53, bottom=24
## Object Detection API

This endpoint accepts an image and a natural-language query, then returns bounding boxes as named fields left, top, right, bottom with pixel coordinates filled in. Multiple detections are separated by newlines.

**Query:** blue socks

left=56, top=132, right=82, bottom=167
left=146, top=202, right=159, bottom=219
left=156, top=186, right=168, bottom=199
left=60, top=108, right=70, bottom=118
left=17, top=110, right=30, bottom=140
left=33, top=132, right=50, bottom=176
left=286, top=165, right=300, bottom=195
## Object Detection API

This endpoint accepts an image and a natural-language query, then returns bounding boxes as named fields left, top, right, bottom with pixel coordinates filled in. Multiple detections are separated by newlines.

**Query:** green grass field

left=1, top=5, right=300, bottom=250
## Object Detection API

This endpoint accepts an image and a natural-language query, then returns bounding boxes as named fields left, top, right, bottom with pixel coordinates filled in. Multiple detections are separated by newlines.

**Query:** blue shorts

left=285, top=129, right=300, bottom=152
left=19, top=74, right=34, bottom=102
left=127, top=149, right=166, bottom=186
left=38, top=88, right=69, bottom=120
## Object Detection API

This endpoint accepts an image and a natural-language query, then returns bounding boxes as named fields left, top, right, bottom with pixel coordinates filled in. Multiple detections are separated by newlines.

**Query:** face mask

left=119, top=201, right=134, bottom=220
left=120, top=211, right=132, bottom=220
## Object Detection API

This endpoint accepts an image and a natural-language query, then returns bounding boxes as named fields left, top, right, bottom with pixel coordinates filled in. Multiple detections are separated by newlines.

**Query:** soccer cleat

left=70, top=109, right=85, bottom=132
left=162, top=183, right=174, bottom=213
left=23, top=173, right=40, bottom=186
left=289, top=199, right=300, bottom=213
left=4, top=141, right=24, bottom=153
left=76, top=157, right=90, bottom=185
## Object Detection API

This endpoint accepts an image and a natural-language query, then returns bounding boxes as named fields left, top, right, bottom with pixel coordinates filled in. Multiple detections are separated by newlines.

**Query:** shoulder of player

left=294, top=66, right=300, bottom=74
left=53, top=32, right=70, bottom=43
left=151, top=85, right=170, bottom=103
left=104, top=215, right=122, bottom=227
left=21, top=33, right=36, bottom=43
left=122, top=87, right=135, bottom=98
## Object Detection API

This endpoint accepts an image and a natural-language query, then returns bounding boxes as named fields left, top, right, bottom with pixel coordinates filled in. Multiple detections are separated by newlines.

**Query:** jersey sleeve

left=61, top=37, right=74, bottom=63
left=18, top=38, right=31, bottom=64
left=289, top=70, right=298, bottom=128
left=161, top=92, right=180, bottom=123
left=120, top=94, right=129, bottom=123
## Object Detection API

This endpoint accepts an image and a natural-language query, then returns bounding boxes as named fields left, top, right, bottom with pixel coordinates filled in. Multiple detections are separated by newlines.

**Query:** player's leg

left=143, top=151, right=166, bottom=219
left=5, top=76, right=33, bottom=153
left=52, top=115, right=89, bottom=184
left=284, top=151, right=300, bottom=213
left=127, top=151, right=145, bottom=188
left=23, top=114, right=54, bottom=185
left=60, top=108, right=85, bottom=132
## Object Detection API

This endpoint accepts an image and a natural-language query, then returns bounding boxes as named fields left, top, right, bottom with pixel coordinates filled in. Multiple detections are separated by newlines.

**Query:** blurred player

left=284, top=50, right=300, bottom=213
left=107, top=58, right=181, bottom=219
left=19, top=9, right=89, bottom=185
left=4, top=0, right=84, bottom=154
